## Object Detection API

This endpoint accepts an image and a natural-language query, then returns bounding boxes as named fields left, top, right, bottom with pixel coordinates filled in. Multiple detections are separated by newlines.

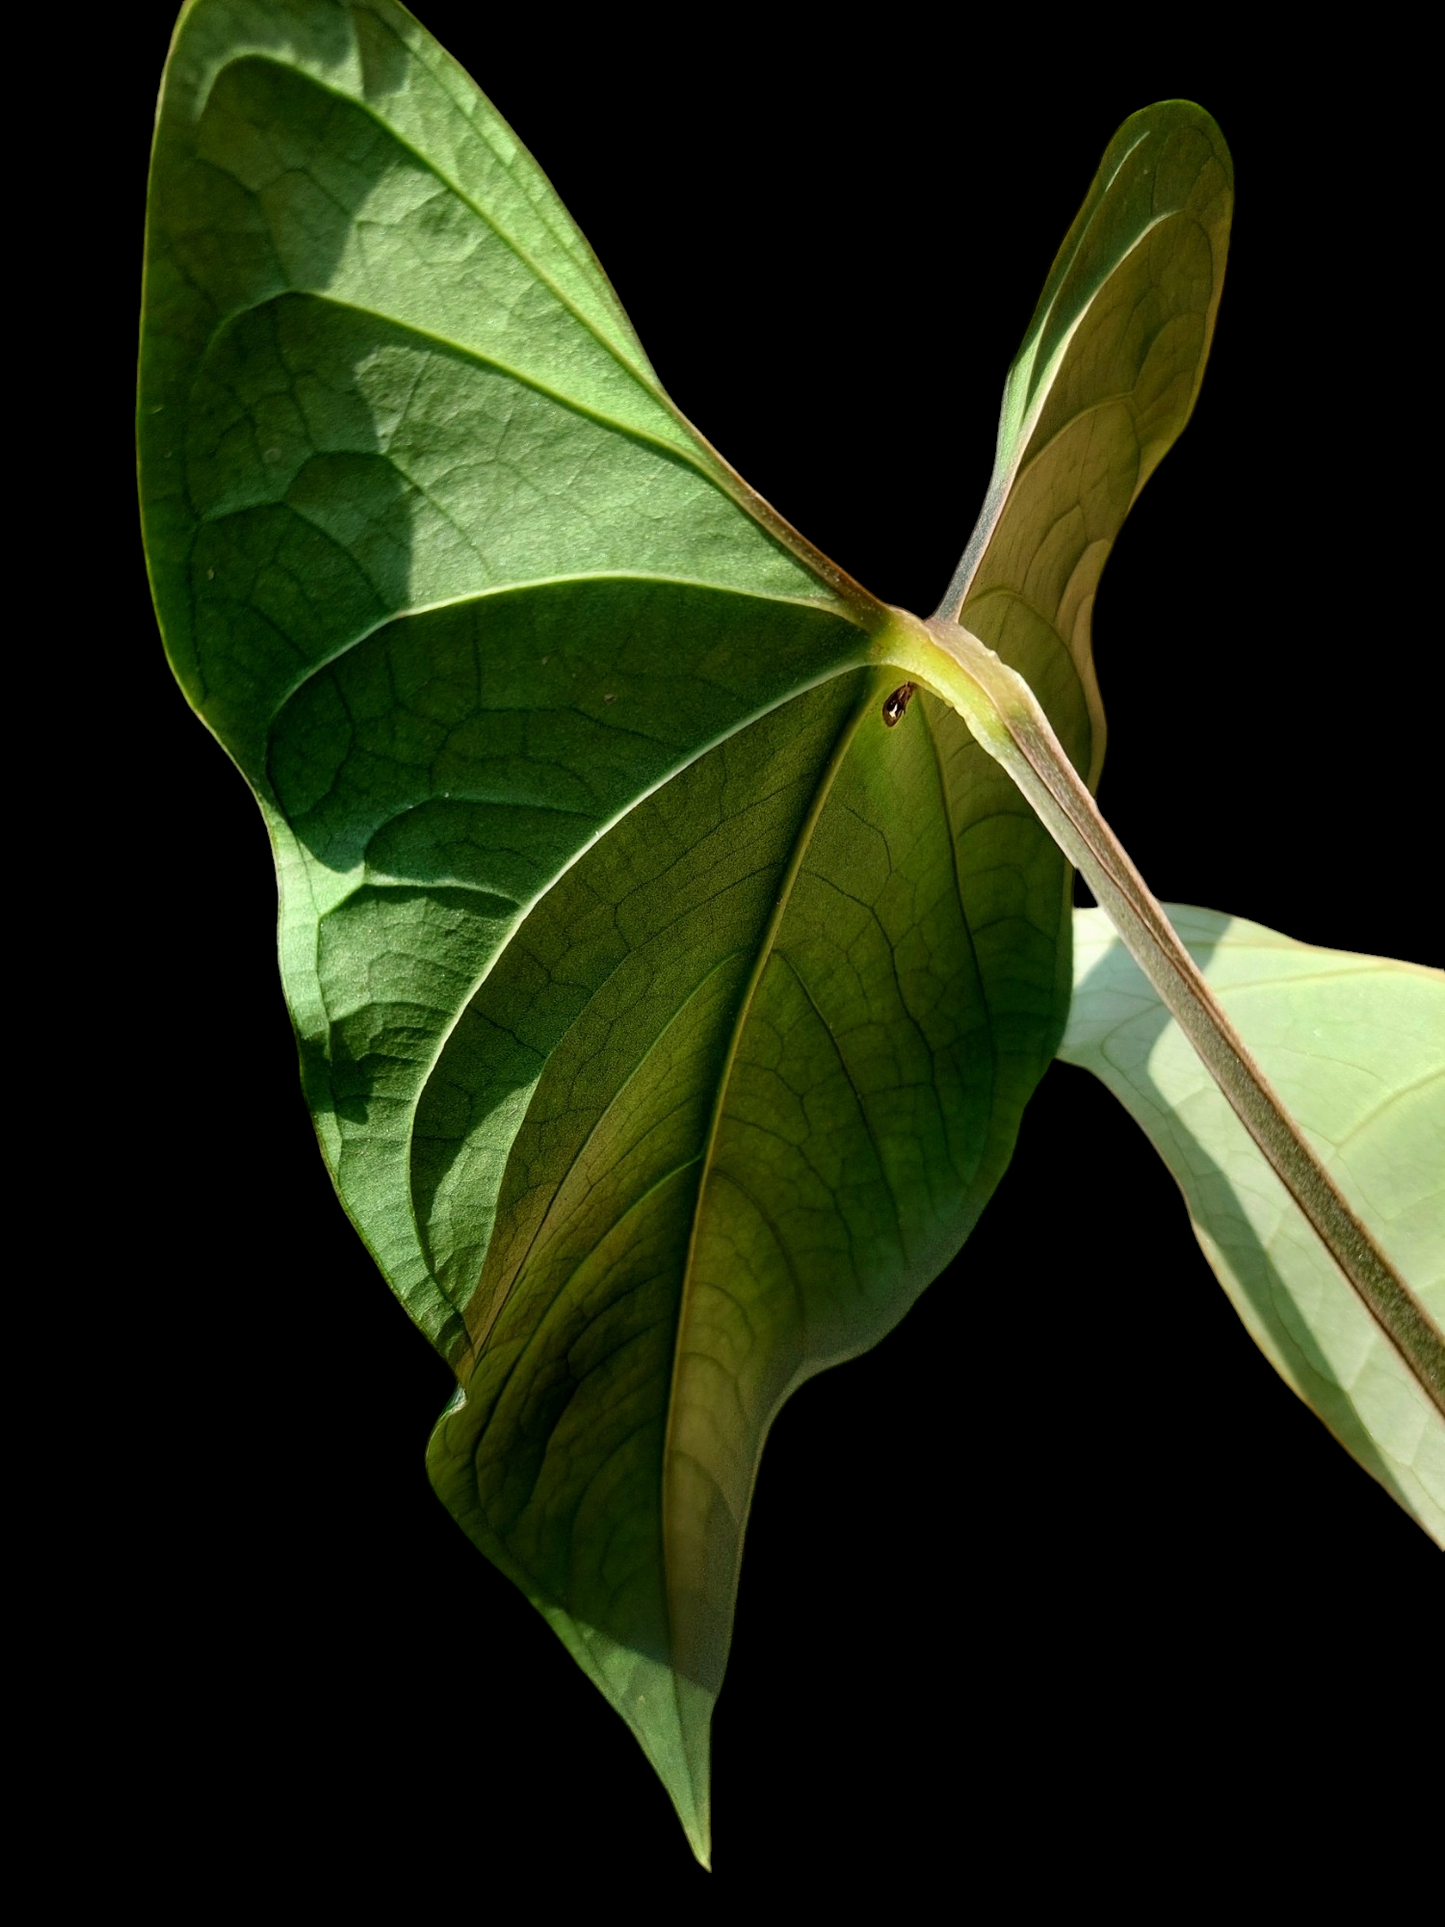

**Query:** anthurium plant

left=138, top=0, right=1441, bottom=1870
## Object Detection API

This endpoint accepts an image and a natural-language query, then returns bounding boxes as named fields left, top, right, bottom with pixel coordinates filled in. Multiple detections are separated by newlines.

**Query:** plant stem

left=882, top=609, right=1445, bottom=1418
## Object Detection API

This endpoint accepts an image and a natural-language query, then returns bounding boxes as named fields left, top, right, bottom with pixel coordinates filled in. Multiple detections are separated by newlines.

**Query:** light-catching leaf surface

left=1062, top=906, right=1445, bottom=1544
left=940, top=101, right=1231, bottom=792
left=138, top=0, right=1231, bottom=1861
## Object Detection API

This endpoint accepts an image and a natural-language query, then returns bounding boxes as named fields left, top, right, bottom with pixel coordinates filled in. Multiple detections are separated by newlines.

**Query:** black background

left=109, top=8, right=1436, bottom=1898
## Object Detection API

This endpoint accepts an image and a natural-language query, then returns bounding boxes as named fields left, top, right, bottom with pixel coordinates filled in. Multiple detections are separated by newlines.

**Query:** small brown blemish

left=882, top=682, right=916, bottom=727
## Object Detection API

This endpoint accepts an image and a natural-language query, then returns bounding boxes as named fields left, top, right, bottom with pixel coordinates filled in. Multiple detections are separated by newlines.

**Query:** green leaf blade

left=140, top=0, right=819, bottom=744
left=140, top=1, right=1249, bottom=1864
left=1061, top=906, right=1445, bottom=1544
left=942, top=101, right=1233, bottom=788
left=142, top=0, right=1078, bottom=1857
left=424, top=673, right=1070, bottom=1850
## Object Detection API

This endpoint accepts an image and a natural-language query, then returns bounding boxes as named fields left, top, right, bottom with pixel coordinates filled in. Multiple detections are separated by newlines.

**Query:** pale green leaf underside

left=140, top=0, right=1235, bottom=1864
left=1061, top=906, right=1445, bottom=1545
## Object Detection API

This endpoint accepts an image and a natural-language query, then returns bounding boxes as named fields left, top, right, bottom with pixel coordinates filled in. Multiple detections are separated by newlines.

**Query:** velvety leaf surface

left=139, top=0, right=1233, bottom=1861
left=1062, top=906, right=1445, bottom=1544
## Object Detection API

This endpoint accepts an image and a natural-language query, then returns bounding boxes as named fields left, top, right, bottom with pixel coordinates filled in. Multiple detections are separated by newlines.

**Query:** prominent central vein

left=657, top=672, right=885, bottom=1637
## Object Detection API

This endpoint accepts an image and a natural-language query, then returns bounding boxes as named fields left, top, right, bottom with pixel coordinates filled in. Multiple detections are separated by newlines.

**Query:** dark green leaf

left=139, top=0, right=1232, bottom=1860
